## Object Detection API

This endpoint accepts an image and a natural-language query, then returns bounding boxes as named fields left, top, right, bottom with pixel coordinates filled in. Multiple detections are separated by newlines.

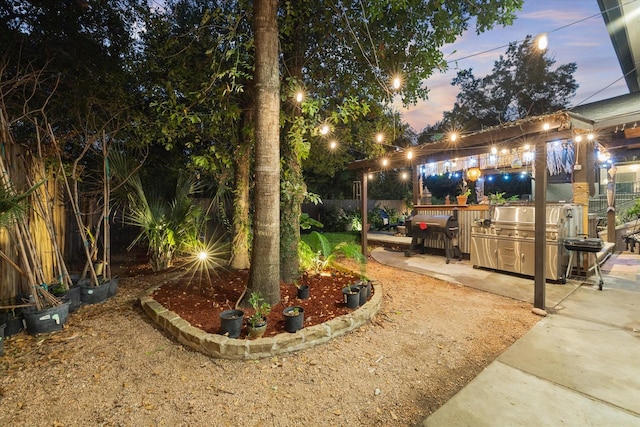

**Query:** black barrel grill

left=564, top=237, right=604, bottom=290
left=405, top=214, right=461, bottom=263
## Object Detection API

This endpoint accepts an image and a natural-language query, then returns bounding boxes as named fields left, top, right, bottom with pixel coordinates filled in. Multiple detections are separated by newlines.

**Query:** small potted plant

left=283, top=306, right=304, bottom=333
left=457, top=180, right=471, bottom=205
left=246, top=292, right=271, bottom=338
left=294, top=279, right=309, bottom=299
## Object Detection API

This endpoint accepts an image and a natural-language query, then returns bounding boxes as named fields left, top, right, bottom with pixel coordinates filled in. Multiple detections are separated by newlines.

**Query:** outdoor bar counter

left=413, top=204, right=490, bottom=256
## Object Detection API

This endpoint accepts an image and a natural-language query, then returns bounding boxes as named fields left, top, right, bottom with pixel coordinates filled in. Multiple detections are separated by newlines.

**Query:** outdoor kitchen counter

left=413, top=205, right=490, bottom=256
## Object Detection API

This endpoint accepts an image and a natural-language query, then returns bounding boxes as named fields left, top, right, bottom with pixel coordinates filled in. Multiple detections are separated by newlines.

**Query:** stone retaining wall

left=140, top=283, right=383, bottom=360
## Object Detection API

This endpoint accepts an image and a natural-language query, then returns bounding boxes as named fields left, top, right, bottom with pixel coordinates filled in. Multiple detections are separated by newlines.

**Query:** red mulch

left=151, top=268, right=369, bottom=339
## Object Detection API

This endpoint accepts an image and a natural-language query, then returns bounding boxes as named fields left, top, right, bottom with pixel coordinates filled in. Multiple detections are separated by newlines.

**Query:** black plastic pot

left=23, top=301, right=71, bottom=335
left=283, top=306, right=304, bottom=333
left=359, top=280, right=372, bottom=299
left=66, top=285, right=82, bottom=312
left=297, top=285, right=309, bottom=300
left=357, top=284, right=368, bottom=306
left=219, top=309, right=244, bottom=338
left=0, top=311, right=23, bottom=336
left=342, top=286, right=360, bottom=309
left=80, top=281, right=110, bottom=304
left=0, top=323, right=5, bottom=356
left=106, top=277, right=119, bottom=297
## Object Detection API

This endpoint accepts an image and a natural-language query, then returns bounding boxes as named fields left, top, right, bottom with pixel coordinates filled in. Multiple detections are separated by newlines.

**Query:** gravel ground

left=0, top=257, right=539, bottom=426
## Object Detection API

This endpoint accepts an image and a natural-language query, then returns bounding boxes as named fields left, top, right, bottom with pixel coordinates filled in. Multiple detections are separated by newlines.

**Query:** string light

left=295, top=91, right=304, bottom=103
left=392, top=76, right=401, bottom=90
left=536, top=33, right=548, bottom=50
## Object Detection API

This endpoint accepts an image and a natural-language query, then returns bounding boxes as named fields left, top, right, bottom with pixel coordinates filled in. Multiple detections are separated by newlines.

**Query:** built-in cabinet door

left=497, top=240, right=521, bottom=274
left=520, top=241, right=536, bottom=277
left=470, top=236, right=498, bottom=269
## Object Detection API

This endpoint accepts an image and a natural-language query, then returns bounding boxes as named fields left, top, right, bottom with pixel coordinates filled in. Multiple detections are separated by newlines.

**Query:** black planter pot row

left=342, top=281, right=372, bottom=309
left=219, top=306, right=305, bottom=338
left=0, top=276, right=121, bottom=338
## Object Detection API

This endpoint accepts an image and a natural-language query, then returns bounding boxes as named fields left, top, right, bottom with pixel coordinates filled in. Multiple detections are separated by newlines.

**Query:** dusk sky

left=401, top=0, right=629, bottom=132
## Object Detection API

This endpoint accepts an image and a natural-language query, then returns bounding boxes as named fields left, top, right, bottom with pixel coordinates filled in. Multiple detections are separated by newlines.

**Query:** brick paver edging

left=140, top=283, right=383, bottom=360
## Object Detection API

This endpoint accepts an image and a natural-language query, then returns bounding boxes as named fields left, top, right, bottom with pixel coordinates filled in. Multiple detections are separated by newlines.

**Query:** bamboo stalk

left=0, top=248, right=26, bottom=277
left=0, top=149, right=43, bottom=309
left=31, top=123, right=71, bottom=288
left=49, top=124, right=99, bottom=286
left=103, top=131, right=111, bottom=280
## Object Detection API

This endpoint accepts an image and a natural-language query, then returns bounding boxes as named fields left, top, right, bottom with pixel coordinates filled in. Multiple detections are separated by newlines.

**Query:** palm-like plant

left=300, top=231, right=365, bottom=275
left=125, top=175, right=203, bottom=271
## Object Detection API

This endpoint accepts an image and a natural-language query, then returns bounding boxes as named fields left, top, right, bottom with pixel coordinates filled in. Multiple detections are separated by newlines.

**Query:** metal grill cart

left=405, top=214, right=461, bottom=263
left=564, top=237, right=605, bottom=290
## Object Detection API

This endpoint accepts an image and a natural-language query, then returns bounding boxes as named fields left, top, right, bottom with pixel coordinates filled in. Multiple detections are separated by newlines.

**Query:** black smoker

left=405, top=214, right=461, bottom=263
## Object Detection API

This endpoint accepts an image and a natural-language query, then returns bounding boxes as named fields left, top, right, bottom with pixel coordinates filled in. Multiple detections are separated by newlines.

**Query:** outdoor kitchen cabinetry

left=495, top=239, right=536, bottom=276
left=470, top=204, right=581, bottom=282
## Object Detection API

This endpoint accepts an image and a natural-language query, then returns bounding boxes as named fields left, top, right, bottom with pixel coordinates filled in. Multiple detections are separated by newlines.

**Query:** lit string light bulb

left=536, top=33, right=548, bottom=50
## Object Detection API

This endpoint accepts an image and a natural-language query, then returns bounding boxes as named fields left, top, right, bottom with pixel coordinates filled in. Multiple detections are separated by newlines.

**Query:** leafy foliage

left=247, top=292, right=271, bottom=327
left=123, top=173, right=204, bottom=272
left=298, top=231, right=364, bottom=275
left=435, top=35, right=577, bottom=133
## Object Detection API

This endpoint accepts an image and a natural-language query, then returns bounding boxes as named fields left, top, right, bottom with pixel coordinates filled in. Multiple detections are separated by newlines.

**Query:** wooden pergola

left=348, top=93, right=640, bottom=310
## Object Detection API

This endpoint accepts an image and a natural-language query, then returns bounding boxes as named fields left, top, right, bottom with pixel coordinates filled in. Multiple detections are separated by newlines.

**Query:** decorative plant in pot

left=293, top=280, right=309, bottom=300
left=246, top=292, right=271, bottom=339
left=457, top=180, right=471, bottom=205
left=283, top=306, right=304, bottom=333
left=0, top=175, right=71, bottom=335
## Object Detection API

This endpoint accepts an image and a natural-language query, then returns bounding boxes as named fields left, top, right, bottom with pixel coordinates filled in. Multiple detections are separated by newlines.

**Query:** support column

left=534, top=136, right=547, bottom=310
left=361, top=171, right=368, bottom=261
left=571, top=139, right=592, bottom=236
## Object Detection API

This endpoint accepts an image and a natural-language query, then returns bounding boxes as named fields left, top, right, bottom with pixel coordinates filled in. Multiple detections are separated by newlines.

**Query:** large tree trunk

left=279, top=1, right=305, bottom=283
left=245, top=0, right=280, bottom=306
left=229, top=107, right=253, bottom=270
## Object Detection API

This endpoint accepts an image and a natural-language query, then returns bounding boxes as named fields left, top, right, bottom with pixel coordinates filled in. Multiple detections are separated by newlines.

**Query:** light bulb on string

left=392, top=76, right=401, bottom=91
left=536, top=33, right=548, bottom=50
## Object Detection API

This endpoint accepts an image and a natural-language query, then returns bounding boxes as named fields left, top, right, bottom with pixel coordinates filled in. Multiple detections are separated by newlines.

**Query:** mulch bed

left=151, top=268, right=369, bottom=338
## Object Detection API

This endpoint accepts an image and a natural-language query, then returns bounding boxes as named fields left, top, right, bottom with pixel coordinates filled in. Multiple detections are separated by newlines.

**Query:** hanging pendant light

left=467, top=167, right=481, bottom=182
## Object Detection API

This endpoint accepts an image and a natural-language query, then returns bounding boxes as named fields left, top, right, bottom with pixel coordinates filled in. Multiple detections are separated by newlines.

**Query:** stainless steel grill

left=470, top=204, right=580, bottom=282
left=405, top=214, right=460, bottom=263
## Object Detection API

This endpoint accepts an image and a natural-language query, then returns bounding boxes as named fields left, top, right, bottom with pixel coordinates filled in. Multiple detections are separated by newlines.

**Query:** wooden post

left=361, top=171, right=368, bottom=261
left=534, top=136, right=547, bottom=310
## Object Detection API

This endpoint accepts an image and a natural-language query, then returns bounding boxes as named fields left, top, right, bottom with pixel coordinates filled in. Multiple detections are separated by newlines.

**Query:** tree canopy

left=422, top=35, right=578, bottom=139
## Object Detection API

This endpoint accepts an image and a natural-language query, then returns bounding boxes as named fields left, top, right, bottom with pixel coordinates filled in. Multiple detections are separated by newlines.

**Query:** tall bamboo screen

left=0, top=142, right=67, bottom=302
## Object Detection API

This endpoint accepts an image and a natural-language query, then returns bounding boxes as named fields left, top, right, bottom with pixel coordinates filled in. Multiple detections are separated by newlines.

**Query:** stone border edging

left=140, top=282, right=383, bottom=360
